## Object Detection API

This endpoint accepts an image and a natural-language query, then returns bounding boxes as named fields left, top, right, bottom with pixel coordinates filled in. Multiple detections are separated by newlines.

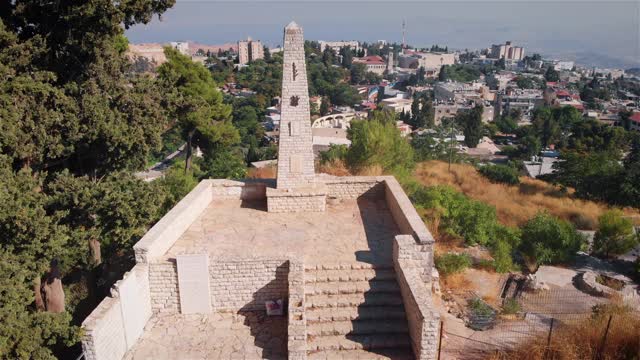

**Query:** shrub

left=435, top=253, right=472, bottom=276
left=468, top=298, right=495, bottom=317
left=346, top=111, right=415, bottom=174
left=319, top=144, right=348, bottom=164
left=412, top=185, right=498, bottom=246
left=501, top=298, right=521, bottom=315
left=592, top=209, right=638, bottom=258
left=478, top=164, right=520, bottom=185
left=519, top=211, right=585, bottom=272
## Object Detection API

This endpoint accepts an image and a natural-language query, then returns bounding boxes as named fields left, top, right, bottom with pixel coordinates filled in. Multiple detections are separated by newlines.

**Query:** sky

left=125, top=1, right=640, bottom=68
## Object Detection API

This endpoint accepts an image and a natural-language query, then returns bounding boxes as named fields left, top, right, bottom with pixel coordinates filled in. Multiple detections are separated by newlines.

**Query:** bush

left=501, top=298, right=521, bottom=315
left=592, top=209, right=638, bottom=258
left=468, top=298, right=495, bottom=317
left=478, top=164, right=520, bottom=185
left=435, top=253, right=472, bottom=276
left=346, top=111, right=415, bottom=174
left=519, top=211, right=585, bottom=271
left=319, top=144, right=348, bottom=164
left=412, top=185, right=498, bottom=246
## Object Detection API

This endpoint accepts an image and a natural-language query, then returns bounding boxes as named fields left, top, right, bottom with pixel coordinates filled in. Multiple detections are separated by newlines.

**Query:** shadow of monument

left=344, top=194, right=414, bottom=359
left=237, top=261, right=289, bottom=360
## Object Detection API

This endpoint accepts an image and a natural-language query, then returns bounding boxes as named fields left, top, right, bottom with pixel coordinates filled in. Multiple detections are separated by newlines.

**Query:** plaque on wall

left=176, top=254, right=212, bottom=314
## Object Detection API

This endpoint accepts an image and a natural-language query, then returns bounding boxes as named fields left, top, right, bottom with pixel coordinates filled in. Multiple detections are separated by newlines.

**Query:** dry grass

left=486, top=306, right=640, bottom=360
left=317, top=159, right=351, bottom=176
left=317, top=160, right=384, bottom=177
left=441, top=273, right=473, bottom=291
left=246, top=166, right=276, bottom=179
left=414, top=161, right=640, bottom=230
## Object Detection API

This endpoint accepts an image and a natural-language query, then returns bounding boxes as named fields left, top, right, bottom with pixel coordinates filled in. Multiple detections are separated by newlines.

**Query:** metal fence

left=438, top=288, right=640, bottom=360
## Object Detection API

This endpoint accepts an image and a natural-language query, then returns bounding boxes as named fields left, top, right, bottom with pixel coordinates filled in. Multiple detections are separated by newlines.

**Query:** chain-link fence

left=439, top=288, right=640, bottom=360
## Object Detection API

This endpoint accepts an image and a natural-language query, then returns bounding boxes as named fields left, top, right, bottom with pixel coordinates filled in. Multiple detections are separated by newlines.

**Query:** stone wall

left=322, top=176, right=385, bottom=199
left=383, top=177, right=435, bottom=246
left=393, top=235, right=441, bottom=360
left=148, top=261, right=180, bottom=314
left=210, top=258, right=289, bottom=311
left=210, top=179, right=273, bottom=200
left=267, top=187, right=326, bottom=213
left=287, top=260, right=307, bottom=360
left=134, top=180, right=212, bottom=263
left=148, top=258, right=290, bottom=313
left=82, top=264, right=152, bottom=360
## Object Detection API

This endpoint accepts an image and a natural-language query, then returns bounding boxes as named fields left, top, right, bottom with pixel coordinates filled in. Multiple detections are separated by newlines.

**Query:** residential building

left=397, top=51, right=456, bottom=76
left=490, top=41, right=524, bottom=61
left=237, top=37, right=264, bottom=65
left=554, top=61, right=575, bottom=71
left=434, top=82, right=485, bottom=103
left=352, top=55, right=386, bottom=75
left=318, top=40, right=360, bottom=54
left=380, top=96, right=413, bottom=114
left=500, top=89, right=544, bottom=121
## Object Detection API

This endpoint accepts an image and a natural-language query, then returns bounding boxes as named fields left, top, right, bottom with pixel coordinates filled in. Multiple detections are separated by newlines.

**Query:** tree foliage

left=346, top=111, right=414, bottom=174
left=593, top=210, right=638, bottom=258
left=519, top=212, right=584, bottom=271
left=457, top=105, right=484, bottom=148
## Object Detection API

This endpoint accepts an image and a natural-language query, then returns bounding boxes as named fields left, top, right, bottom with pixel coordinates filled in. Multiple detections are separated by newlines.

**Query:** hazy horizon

left=125, top=0, right=640, bottom=69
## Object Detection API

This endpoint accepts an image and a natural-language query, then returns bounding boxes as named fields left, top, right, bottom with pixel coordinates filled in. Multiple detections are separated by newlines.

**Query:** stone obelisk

left=267, top=22, right=327, bottom=213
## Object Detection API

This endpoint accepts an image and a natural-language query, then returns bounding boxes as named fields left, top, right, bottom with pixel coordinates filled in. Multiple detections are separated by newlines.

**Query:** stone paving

left=124, top=312, right=287, bottom=360
left=166, top=198, right=400, bottom=267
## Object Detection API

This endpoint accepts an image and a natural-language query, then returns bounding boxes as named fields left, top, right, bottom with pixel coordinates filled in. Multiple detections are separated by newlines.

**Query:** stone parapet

left=393, top=235, right=441, bottom=360
left=133, top=180, right=212, bottom=263
left=287, top=260, right=307, bottom=360
left=82, top=264, right=151, bottom=360
left=210, top=178, right=273, bottom=200
left=383, top=177, right=435, bottom=245
left=267, top=185, right=327, bottom=213
left=320, top=175, right=386, bottom=199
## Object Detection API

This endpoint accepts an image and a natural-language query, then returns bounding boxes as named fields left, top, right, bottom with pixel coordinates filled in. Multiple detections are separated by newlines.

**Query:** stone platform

left=166, top=197, right=399, bottom=266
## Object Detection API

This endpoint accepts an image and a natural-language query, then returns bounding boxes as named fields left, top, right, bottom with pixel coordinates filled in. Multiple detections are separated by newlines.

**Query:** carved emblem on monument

left=292, top=62, right=298, bottom=81
left=290, top=95, right=299, bottom=107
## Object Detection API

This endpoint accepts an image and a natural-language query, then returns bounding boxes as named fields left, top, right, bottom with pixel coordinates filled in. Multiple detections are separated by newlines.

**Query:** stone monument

left=267, top=22, right=327, bottom=213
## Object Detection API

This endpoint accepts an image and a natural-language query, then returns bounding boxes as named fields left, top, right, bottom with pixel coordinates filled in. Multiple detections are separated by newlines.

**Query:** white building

left=318, top=40, right=360, bottom=54
left=490, top=41, right=524, bottom=61
left=169, top=41, right=190, bottom=56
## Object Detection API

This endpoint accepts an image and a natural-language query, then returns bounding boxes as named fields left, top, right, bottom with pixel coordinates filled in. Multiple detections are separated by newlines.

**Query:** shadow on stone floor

left=238, top=262, right=289, bottom=359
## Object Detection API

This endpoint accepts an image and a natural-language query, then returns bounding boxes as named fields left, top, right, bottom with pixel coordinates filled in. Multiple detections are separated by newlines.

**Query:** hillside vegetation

left=414, top=161, right=639, bottom=230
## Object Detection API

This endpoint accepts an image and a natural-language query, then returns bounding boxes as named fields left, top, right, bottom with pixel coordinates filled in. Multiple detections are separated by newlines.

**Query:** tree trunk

left=184, top=130, right=195, bottom=174
left=89, top=238, right=101, bottom=266
left=34, top=277, right=45, bottom=311
left=42, top=262, right=65, bottom=313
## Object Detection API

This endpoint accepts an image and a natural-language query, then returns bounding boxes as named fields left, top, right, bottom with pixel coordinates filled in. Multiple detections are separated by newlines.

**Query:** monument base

left=266, top=184, right=327, bottom=213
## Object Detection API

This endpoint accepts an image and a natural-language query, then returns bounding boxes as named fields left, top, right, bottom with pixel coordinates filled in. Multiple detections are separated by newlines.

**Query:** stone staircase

left=304, top=263, right=414, bottom=360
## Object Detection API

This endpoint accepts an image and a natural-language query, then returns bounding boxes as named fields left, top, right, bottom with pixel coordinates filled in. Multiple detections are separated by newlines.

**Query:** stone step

left=307, top=319, right=409, bottom=337
left=305, top=263, right=394, bottom=271
left=304, top=280, right=400, bottom=296
left=307, top=348, right=415, bottom=360
left=305, top=293, right=405, bottom=308
left=305, top=269, right=397, bottom=283
left=305, top=306, right=407, bottom=322
left=307, top=334, right=412, bottom=352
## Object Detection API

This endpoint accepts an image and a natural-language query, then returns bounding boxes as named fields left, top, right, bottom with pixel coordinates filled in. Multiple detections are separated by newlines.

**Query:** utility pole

left=402, top=19, right=406, bottom=54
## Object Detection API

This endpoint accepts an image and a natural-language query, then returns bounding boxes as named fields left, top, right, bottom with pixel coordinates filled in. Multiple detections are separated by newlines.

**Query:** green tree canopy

left=519, top=212, right=584, bottom=271
left=346, top=111, right=414, bottom=174
left=457, top=105, right=484, bottom=147
left=158, top=47, right=238, bottom=172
